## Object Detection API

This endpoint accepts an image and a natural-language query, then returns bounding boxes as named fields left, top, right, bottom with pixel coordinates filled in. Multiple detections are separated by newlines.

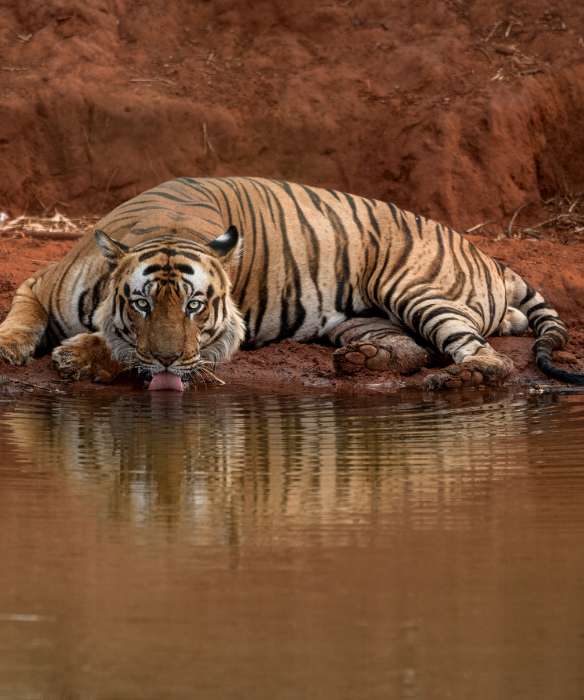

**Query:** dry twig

left=202, top=122, right=216, bottom=156
left=465, top=220, right=495, bottom=234
left=508, top=203, right=530, bottom=237
left=484, top=21, right=502, bottom=43
left=508, top=193, right=584, bottom=241
left=129, top=77, right=175, bottom=86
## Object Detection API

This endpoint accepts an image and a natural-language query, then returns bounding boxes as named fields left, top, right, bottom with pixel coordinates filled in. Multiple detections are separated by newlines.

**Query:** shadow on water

left=1, top=388, right=584, bottom=698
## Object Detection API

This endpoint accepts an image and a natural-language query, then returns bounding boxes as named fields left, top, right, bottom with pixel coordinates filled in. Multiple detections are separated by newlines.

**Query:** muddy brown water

left=1, top=388, right=584, bottom=700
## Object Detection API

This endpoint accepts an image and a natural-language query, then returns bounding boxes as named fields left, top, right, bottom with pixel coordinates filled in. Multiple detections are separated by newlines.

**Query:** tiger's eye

left=132, top=298, right=150, bottom=312
left=187, top=299, right=204, bottom=315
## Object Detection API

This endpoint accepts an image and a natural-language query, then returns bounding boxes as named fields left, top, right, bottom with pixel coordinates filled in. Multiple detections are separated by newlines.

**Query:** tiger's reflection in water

left=0, top=390, right=559, bottom=542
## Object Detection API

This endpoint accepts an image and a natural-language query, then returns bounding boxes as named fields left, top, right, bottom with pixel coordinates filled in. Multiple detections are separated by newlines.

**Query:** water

left=1, top=388, right=584, bottom=700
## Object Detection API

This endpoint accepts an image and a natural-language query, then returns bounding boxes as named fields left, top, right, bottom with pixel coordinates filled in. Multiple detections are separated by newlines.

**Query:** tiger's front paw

left=52, top=334, right=122, bottom=383
left=0, top=329, right=37, bottom=366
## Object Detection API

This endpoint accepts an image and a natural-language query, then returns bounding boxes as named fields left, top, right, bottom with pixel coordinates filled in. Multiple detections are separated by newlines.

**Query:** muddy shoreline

left=1, top=234, right=584, bottom=397
left=0, top=335, right=580, bottom=399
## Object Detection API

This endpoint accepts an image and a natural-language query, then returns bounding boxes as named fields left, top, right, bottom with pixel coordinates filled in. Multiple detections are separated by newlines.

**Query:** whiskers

left=183, top=360, right=225, bottom=386
left=110, top=342, right=228, bottom=387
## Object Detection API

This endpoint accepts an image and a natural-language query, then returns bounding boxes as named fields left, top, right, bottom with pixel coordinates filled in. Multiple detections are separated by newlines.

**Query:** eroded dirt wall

left=1, top=0, right=584, bottom=227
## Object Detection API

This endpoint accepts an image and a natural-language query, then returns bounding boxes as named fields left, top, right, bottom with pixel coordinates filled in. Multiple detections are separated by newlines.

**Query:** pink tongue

left=148, top=371, right=184, bottom=392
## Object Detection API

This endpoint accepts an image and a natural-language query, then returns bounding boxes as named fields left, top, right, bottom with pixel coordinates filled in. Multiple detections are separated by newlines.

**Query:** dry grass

left=507, top=194, right=584, bottom=242
left=466, top=194, right=584, bottom=242
left=0, top=212, right=98, bottom=240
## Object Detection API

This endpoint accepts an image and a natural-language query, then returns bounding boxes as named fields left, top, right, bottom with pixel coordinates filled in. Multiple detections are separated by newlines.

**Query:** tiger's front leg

left=0, top=277, right=48, bottom=365
left=52, top=333, right=124, bottom=383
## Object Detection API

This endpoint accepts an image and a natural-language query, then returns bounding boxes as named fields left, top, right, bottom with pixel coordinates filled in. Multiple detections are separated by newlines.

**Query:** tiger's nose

left=153, top=351, right=180, bottom=367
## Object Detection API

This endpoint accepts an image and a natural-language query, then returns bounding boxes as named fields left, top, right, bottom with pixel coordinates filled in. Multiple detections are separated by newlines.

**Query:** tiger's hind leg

left=418, top=305, right=514, bottom=389
left=52, top=333, right=123, bottom=383
left=0, top=277, right=48, bottom=365
left=326, top=317, right=432, bottom=376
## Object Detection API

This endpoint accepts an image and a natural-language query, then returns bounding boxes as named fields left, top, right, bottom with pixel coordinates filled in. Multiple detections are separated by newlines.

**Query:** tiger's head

left=94, top=227, right=244, bottom=388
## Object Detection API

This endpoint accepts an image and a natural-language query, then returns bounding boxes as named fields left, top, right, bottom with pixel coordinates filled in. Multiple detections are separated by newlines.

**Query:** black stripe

left=382, top=267, right=410, bottom=314
left=326, top=188, right=342, bottom=202
left=457, top=235, right=479, bottom=313
left=428, top=317, right=483, bottom=347
left=178, top=251, right=202, bottom=262
left=88, top=274, right=108, bottom=331
left=138, top=247, right=178, bottom=261
left=324, top=202, right=352, bottom=314
left=140, top=190, right=219, bottom=211
left=50, top=248, right=83, bottom=334
left=519, top=287, right=537, bottom=307
left=208, top=180, right=236, bottom=226
left=397, top=290, right=441, bottom=323
left=254, top=207, right=271, bottom=340
left=77, top=289, right=89, bottom=328
left=131, top=225, right=162, bottom=236
left=527, top=302, right=548, bottom=317
left=233, top=181, right=259, bottom=298
left=112, top=204, right=176, bottom=215
left=343, top=193, right=365, bottom=234
left=298, top=185, right=324, bottom=213
left=442, top=330, right=485, bottom=350
left=47, top=316, right=66, bottom=344
left=175, top=177, right=216, bottom=202
left=265, top=183, right=306, bottom=340
left=380, top=204, right=415, bottom=308
left=414, top=214, right=424, bottom=236
left=242, top=309, right=252, bottom=345
left=387, top=202, right=400, bottom=228
left=420, top=304, right=474, bottom=327
left=275, top=181, right=323, bottom=315
left=533, top=314, right=560, bottom=331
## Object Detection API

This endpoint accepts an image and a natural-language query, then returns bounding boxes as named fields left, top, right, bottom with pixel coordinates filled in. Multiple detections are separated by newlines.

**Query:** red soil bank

left=1, top=1, right=584, bottom=229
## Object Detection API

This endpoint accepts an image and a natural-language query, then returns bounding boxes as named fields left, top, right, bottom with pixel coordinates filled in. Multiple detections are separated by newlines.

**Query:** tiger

left=0, top=176, right=581, bottom=390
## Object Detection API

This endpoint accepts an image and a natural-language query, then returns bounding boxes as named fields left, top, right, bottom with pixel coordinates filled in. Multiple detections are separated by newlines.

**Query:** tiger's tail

left=504, top=267, right=584, bottom=385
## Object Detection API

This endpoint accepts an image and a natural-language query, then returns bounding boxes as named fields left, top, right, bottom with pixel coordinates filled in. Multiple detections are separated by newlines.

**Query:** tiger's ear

left=94, top=229, right=129, bottom=264
left=208, top=225, right=240, bottom=260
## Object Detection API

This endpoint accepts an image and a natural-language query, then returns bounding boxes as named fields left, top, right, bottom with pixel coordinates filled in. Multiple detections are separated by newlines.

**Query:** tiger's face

left=94, top=228, right=244, bottom=386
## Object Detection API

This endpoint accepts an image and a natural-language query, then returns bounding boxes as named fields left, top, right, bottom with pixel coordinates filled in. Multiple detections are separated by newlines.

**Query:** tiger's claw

left=0, top=330, right=37, bottom=366
left=52, top=333, right=122, bottom=383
